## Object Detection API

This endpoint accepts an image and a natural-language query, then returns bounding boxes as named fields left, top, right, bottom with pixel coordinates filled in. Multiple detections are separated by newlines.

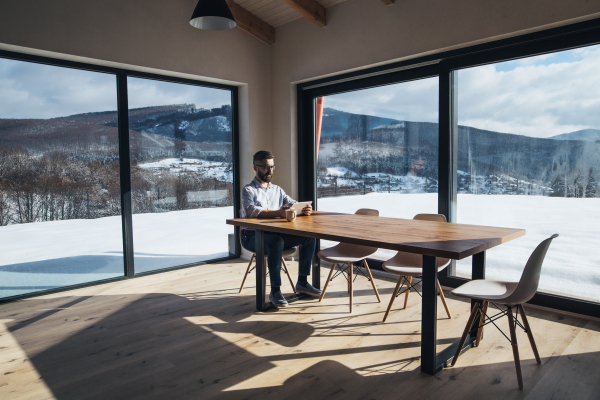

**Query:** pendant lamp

left=190, top=0, right=236, bottom=30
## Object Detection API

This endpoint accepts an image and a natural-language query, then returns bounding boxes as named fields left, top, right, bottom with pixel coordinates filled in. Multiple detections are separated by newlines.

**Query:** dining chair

left=381, top=213, right=452, bottom=322
left=239, top=230, right=297, bottom=294
left=317, top=208, right=381, bottom=312
left=450, top=234, right=558, bottom=389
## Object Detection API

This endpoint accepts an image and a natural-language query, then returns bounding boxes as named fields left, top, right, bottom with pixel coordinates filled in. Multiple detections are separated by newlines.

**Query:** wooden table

left=226, top=211, right=525, bottom=375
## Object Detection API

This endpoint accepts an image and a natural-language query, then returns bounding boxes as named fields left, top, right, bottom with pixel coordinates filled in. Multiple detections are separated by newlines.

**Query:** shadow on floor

left=2, top=288, right=598, bottom=400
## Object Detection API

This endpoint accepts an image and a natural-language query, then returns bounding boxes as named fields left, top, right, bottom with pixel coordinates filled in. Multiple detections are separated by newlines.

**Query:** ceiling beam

left=280, top=0, right=326, bottom=28
left=194, top=0, right=275, bottom=45
left=380, top=0, right=394, bottom=5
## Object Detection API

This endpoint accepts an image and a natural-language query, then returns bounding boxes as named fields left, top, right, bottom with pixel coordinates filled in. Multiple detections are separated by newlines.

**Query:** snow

left=318, top=193, right=600, bottom=303
left=1, top=193, right=598, bottom=303
left=138, top=158, right=233, bottom=182
left=0, top=207, right=234, bottom=298
left=326, top=166, right=359, bottom=178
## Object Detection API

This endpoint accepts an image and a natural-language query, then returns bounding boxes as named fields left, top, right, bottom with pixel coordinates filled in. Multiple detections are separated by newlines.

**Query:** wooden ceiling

left=194, top=0, right=394, bottom=45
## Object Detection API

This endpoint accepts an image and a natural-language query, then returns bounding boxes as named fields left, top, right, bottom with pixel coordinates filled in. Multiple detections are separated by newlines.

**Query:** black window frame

left=0, top=49, right=241, bottom=303
left=298, top=17, right=600, bottom=318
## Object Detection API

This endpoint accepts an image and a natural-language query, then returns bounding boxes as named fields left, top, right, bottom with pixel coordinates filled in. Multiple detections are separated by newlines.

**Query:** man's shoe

left=295, top=282, right=323, bottom=297
left=269, top=291, right=288, bottom=307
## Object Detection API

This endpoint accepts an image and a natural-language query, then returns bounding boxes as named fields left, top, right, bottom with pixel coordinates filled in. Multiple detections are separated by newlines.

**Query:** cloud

left=457, top=44, right=600, bottom=137
left=324, top=77, right=439, bottom=123
left=325, top=44, right=600, bottom=138
left=127, top=77, right=231, bottom=111
left=0, top=58, right=231, bottom=119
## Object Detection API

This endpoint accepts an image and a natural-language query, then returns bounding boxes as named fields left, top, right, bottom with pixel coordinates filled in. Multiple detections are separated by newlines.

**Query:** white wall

left=270, top=0, right=600, bottom=198
left=0, top=0, right=272, bottom=188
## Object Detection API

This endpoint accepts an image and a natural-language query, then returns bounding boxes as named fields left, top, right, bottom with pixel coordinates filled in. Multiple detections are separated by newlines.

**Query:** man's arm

left=242, top=185, right=290, bottom=219
left=280, top=187, right=312, bottom=216
left=257, top=207, right=290, bottom=219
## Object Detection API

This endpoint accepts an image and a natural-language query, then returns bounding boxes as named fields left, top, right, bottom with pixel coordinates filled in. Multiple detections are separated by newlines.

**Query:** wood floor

left=0, top=259, right=598, bottom=400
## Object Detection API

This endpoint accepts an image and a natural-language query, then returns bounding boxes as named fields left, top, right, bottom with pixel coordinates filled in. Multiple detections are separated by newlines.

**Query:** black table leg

left=470, top=251, right=486, bottom=340
left=312, top=239, right=321, bottom=289
left=421, top=255, right=439, bottom=375
left=255, top=229, right=267, bottom=311
left=431, top=251, right=487, bottom=371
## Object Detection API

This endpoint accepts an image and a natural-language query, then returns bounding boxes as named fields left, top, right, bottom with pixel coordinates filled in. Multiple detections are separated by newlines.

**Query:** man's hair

left=253, top=150, right=274, bottom=165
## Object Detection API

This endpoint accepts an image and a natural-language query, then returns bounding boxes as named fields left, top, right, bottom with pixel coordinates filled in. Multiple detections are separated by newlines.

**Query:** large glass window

left=455, top=44, right=600, bottom=303
left=0, top=59, right=123, bottom=298
left=316, top=78, right=439, bottom=258
left=127, top=77, right=234, bottom=273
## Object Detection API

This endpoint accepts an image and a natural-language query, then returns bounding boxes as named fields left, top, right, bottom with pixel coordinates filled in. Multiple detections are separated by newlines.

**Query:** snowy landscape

left=1, top=193, right=598, bottom=302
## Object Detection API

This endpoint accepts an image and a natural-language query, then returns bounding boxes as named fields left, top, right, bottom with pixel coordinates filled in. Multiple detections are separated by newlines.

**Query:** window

left=454, top=44, right=600, bottom=303
left=315, top=78, right=439, bottom=259
left=0, top=59, right=123, bottom=298
left=127, top=77, right=235, bottom=274
left=299, top=20, right=600, bottom=316
left=0, top=52, right=239, bottom=301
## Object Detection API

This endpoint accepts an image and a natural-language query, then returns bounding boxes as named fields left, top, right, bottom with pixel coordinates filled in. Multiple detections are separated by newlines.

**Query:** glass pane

left=316, top=77, right=439, bottom=259
left=456, top=45, right=600, bottom=303
left=0, top=58, right=123, bottom=298
left=127, top=77, right=234, bottom=274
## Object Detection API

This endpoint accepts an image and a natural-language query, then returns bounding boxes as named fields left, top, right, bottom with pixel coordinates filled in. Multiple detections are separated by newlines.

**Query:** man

left=241, top=150, right=322, bottom=307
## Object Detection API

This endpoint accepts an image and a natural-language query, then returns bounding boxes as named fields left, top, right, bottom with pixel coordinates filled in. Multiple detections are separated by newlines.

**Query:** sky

left=1, top=44, right=600, bottom=138
left=325, top=44, right=600, bottom=138
left=0, top=59, right=231, bottom=119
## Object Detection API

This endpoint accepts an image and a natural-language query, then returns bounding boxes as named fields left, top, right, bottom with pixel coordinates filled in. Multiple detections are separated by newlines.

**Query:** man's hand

left=301, top=204, right=312, bottom=216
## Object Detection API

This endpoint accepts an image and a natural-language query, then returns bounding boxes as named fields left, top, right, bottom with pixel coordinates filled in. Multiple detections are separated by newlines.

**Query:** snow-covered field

left=139, top=158, right=233, bottom=182
left=0, top=208, right=234, bottom=298
left=318, top=194, right=600, bottom=303
left=1, top=193, right=598, bottom=303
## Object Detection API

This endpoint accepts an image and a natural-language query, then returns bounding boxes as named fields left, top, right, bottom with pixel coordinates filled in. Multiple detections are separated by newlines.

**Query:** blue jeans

left=242, top=231, right=316, bottom=288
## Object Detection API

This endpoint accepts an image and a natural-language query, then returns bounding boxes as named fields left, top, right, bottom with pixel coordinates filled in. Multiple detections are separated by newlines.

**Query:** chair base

left=319, top=260, right=380, bottom=313
left=382, top=275, right=451, bottom=322
left=239, top=254, right=297, bottom=294
left=451, top=301, right=541, bottom=389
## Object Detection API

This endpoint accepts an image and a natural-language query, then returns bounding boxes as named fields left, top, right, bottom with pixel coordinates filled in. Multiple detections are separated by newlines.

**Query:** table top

left=226, top=211, right=525, bottom=260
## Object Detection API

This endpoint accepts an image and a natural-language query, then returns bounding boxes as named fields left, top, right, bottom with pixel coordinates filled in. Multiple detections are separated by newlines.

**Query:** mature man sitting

left=241, top=150, right=322, bottom=307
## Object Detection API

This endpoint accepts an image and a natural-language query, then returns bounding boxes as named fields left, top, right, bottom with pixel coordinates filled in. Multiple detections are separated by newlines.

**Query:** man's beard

left=258, top=169, right=272, bottom=183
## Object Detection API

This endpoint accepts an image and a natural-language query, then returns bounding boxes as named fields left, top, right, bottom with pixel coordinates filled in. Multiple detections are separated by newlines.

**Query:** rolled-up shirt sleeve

left=280, top=189, right=297, bottom=207
left=241, top=186, right=264, bottom=218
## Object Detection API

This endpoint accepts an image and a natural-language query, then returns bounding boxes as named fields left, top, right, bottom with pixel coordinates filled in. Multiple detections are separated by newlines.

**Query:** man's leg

left=277, top=233, right=319, bottom=296
left=277, top=233, right=315, bottom=278
left=242, top=232, right=284, bottom=290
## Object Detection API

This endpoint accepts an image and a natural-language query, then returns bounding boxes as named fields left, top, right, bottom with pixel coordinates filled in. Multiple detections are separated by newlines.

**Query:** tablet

left=289, top=201, right=312, bottom=212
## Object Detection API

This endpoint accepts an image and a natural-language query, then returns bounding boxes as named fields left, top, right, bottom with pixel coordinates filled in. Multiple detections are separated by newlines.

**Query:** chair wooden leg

left=281, top=258, right=297, bottom=294
left=319, top=263, right=336, bottom=302
left=363, top=259, right=381, bottom=302
left=383, top=275, right=403, bottom=322
left=239, top=254, right=255, bottom=293
left=348, top=262, right=353, bottom=313
left=518, top=304, right=541, bottom=364
left=476, top=301, right=488, bottom=346
left=437, top=280, right=452, bottom=319
left=507, top=307, right=524, bottom=389
left=451, top=302, right=480, bottom=367
left=403, top=276, right=412, bottom=309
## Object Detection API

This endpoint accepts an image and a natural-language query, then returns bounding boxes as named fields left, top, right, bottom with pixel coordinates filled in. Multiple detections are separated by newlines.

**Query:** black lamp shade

left=190, top=0, right=236, bottom=30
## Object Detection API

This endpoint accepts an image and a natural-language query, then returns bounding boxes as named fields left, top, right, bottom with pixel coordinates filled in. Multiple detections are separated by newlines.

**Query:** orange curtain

left=316, top=97, right=324, bottom=163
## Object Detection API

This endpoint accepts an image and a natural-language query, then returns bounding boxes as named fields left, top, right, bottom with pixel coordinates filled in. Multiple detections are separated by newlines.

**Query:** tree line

left=0, top=144, right=233, bottom=227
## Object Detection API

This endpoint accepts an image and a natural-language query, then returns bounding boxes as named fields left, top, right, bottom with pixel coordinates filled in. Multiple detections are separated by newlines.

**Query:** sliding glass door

left=127, top=77, right=235, bottom=274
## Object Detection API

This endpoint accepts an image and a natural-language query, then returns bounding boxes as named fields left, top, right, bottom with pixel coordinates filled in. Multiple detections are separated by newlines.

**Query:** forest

left=0, top=104, right=234, bottom=226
